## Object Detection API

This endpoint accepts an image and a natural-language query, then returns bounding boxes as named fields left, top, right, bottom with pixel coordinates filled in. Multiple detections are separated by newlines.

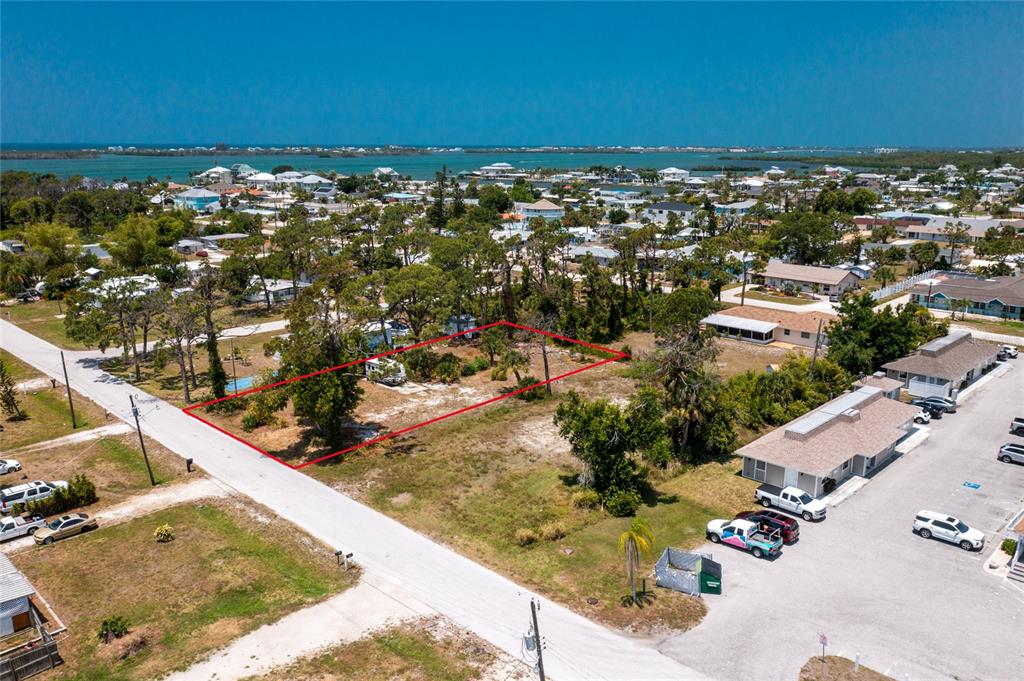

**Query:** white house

left=658, top=167, right=690, bottom=183
left=244, top=278, right=311, bottom=305
left=643, top=201, right=697, bottom=224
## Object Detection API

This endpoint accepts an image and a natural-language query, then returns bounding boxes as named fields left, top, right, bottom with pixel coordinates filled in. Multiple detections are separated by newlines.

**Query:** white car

left=913, top=409, right=931, bottom=425
left=1000, top=344, right=1018, bottom=359
left=0, top=459, right=21, bottom=475
left=913, top=510, right=985, bottom=551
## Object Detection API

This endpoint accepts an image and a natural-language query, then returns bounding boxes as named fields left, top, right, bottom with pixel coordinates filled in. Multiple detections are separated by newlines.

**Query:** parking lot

left=660, top=365, right=1024, bottom=681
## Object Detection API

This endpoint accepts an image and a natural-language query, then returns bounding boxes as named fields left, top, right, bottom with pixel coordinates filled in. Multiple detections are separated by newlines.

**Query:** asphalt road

left=0, top=319, right=710, bottom=681
left=660, top=362, right=1024, bottom=680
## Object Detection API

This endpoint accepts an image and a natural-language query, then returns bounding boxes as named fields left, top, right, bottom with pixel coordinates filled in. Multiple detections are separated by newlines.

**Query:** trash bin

left=698, top=557, right=722, bottom=595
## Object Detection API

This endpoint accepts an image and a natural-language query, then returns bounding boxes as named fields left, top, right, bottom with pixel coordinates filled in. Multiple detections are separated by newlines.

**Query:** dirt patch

left=512, top=415, right=571, bottom=459
left=715, top=337, right=809, bottom=378
left=389, top=492, right=413, bottom=507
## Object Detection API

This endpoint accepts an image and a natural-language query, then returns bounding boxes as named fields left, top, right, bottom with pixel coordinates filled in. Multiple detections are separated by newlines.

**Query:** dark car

left=911, top=396, right=957, bottom=414
left=736, top=510, right=800, bottom=544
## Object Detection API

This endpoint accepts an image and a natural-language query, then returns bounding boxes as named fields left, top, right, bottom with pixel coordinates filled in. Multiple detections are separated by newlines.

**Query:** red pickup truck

left=735, top=510, right=800, bottom=544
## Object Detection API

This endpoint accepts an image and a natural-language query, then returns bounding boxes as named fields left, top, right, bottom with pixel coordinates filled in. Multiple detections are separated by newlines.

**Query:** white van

left=0, top=480, right=68, bottom=514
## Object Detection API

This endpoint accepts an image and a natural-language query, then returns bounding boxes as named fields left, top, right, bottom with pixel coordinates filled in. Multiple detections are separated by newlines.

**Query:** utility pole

left=530, top=598, right=546, bottom=681
left=809, top=318, right=824, bottom=381
left=129, top=394, right=157, bottom=486
left=60, top=351, right=77, bottom=429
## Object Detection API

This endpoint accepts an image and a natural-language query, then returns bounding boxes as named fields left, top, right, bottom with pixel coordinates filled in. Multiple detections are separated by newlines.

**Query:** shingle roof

left=714, top=306, right=836, bottom=335
left=881, top=332, right=1000, bottom=383
left=759, top=260, right=857, bottom=287
left=910, top=275, right=1024, bottom=308
left=648, top=201, right=697, bottom=212
left=738, top=387, right=919, bottom=477
left=525, top=199, right=563, bottom=211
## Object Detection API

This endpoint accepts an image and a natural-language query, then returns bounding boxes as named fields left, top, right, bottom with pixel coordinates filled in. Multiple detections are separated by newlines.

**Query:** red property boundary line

left=182, top=320, right=628, bottom=469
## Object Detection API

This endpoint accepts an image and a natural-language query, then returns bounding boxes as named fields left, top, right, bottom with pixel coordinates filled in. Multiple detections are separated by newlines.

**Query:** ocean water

left=0, top=149, right=845, bottom=182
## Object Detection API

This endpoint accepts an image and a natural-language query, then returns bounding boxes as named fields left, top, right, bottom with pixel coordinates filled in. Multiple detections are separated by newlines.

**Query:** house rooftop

left=881, top=332, right=1000, bottom=383
left=910, top=275, right=1024, bottom=308
left=760, top=259, right=855, bottom=286
left=738, top=387, right=920, bottom=477
left=0, top=554, right=35, bottom=603
left=711, top=306, right=836, bottom=335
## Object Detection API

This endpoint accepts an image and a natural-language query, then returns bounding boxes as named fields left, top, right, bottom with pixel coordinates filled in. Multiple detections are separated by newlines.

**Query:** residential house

left=909, top=275, right=1024, bottom=320
left=199, top=233, right=250, bottom=250
left=373, top=167, right=401, bottom=180
left=382, top=192, right=421, bottom=204
left=299, top=174, right=333, bottom=191
left=174, top=238, right=206, bottom=255
left=714, top=199, right=757, bottom=216
left=248, top=172, right=276, bottom=189
left=523, top=199, right=565, bottom=222
left=0, top=554, right=39, bottom=637
left=658, top=167, right=690, bottom=183
left=174, top=187, right=221, bottom=212
left=566, top=245, right=618, bottom=267
left=750, top=259, right=860, bottom=297
left=479, top=162, right=516, bottom=177
left=881, top=331, right=1000, bottom=398
left=643, top=201, right=697, bottom=224
left=738, top=386, right=920, bottom=497
left=196, top=166, right=233, bottom=184
left=243, top=278, right=310, bottom=305
left=701, top=307, right=835, bottom=348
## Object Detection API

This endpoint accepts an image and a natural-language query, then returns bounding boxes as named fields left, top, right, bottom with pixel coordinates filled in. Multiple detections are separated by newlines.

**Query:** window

left=801, top=332, right=811, bottom=339
left=783, top=329, right=791, bottom=336
left=842, top=460, right=850, bottom=471
left=753, top=459, right=767, bottom=482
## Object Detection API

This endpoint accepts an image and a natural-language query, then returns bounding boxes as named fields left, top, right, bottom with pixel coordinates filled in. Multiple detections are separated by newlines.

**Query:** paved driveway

left=661, top=364, right=1024, bottom=681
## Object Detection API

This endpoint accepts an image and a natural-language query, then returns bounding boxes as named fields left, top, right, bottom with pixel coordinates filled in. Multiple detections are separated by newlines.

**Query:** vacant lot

left=200, top=338, right=626, bottom=466
left=250, top=617, right=528, bottom=681
left=15, top=499, right=356, bottom=681
left=744, top=289, right=816, bottom=305
left=0, top=351, right=109, bottom=450
left=799, top=656, right=893, bottom=681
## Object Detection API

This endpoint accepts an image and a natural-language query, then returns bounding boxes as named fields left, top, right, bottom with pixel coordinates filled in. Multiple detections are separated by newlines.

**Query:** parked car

left=913, top=409, right=931, bottom=425
left=911, top=396, right=957, bottom=414
left=706, top=518, right=783, bottom=559
left=735, top=510, right=800, bottom=544
left=754, top=484, right=827, bottom=521
left=195, top=249, right=209, bottom=258
left=0, top=513, right=45, bottom=541
left=33, top=513, right=98, bottom=545
left=1000, top=344, right=1018, bottom=359
left=0, top=459, right=22, bottom=475
left=998, top=442, right=1024, bottom=465
left=913, top=510, right=984, bottom=551
left=1012, top=417, right=1024, bottom=437
left=0, top=480, right=68, bottom=514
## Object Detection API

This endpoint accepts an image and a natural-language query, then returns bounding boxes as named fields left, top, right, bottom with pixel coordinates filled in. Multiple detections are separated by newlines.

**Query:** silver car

left=998, top=442, right=1024, bottom=464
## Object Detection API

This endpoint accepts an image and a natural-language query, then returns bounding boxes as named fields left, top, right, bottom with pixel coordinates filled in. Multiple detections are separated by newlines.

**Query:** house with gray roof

left=910, top=275, right=1024, bottom=320
left=643, top=201, right=697, bottom=224
left=882, top=331, right=1000, bottom=398
left=738, top=386, right=920, bottom=497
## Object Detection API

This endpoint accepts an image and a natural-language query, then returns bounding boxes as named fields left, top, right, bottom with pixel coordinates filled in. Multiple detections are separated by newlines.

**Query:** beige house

left=853, top=373, right=904, bottom=400
left=749, top=259, right=860, bottom=297
left=738, top=386, right=920, bottom=497
left=882, top=331, right=1000, bottom=399
left=702, top=306, right=836, bottom=348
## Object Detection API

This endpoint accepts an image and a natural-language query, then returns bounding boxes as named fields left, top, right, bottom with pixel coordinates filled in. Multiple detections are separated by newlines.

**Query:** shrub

left=433, top=353, right=463, bottom=384
left=154, top=524, right=175, bottom=543
left=512, top=375, right=545, bottom=401
left=603, top=488, right=642, bottom=518
left=17, top=474, right=97, bottom=516
left=97, top=615, right=129, bottom=643
left=514, top=528, right=538, bottom=547
left=403, top=348, right=439, bottom=382
left=540, top=522, right=566, bottom=541
left=1001, top=538, right=1019, bottom=556
left=460, top=356, right=490, bottom=376
left=571, top=489, right=600, bottom=509
left=617, top=345, right=633, bottom=362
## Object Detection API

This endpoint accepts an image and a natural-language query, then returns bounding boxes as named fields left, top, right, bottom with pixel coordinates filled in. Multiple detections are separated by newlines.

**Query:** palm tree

left=618, top=517, right=655, bottom=604
left=492, top=349, right=529, bottom=382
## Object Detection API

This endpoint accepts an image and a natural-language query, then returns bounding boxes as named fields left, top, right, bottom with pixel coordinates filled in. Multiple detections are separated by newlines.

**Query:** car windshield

left=955, top=521, right=970, bottom=533
left=46, top=520, right=61, bottom=530
left=798, top=493, right=813, bottom=504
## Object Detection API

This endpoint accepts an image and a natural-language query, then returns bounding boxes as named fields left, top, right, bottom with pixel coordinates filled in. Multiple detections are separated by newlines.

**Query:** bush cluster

left=602, top=488, right=642, bottom=518
left=571, top=489, right=600, bottom=509
left=97, top=615, right=129, bottom=643
left=1001, top=538, right=1018, bottom=556
left=514, top=528, right=537, bottom=546
left=154, top=524, right=175, bottom=543
left=403, top=348, right=465, bottom=384
left=460, top=356, right=490, bottom=377
left=16, top=474, right=97, bottom=516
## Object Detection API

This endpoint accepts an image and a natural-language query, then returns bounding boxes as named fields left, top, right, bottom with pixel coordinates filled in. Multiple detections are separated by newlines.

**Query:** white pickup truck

left=0, top=513, right=45, bottom=541
left=755, top=484, right=827, bottom=521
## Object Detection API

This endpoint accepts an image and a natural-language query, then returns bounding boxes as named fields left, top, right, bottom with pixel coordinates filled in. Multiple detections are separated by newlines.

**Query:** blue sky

left=1, top=2, right=1021, bottom=147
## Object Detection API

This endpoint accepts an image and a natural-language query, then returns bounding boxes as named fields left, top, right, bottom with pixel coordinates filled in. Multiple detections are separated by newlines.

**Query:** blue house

left=174, top=188, right=221, bottom=212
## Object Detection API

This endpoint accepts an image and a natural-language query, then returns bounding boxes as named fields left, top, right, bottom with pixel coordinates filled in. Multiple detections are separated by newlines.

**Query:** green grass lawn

left=953, top=317, right=1024, bottom=339
left=1, top=383, right=108, bottom=450
left=15, top=500, right=356, bottom=681
left=250, top=620, right=502, bottom=681
left=307, top=394, right=757, bottom=632
left=1, top=348, right=38, bottom=382
left=742, top=290, right=816, bottom=305
left=2, top=299, right=87, bottom=349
